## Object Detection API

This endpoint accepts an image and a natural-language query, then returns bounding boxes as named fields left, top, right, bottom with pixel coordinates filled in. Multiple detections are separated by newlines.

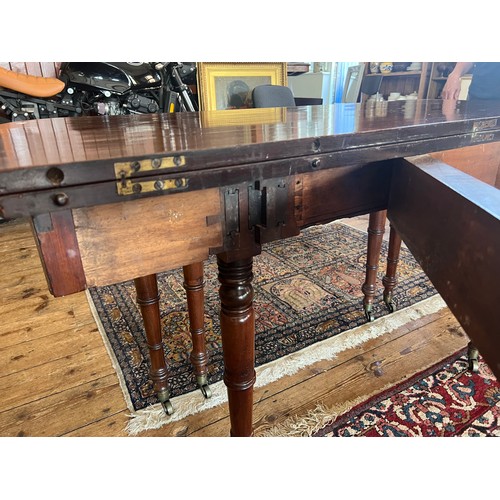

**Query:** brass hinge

left=472, top=119, right=498, bottom=132
left=471, top=132, right=495, bottom=144
left=114, top=155, right=186, bottom=179
left=117, top=177, right=187, bottom=196
left=114, top=155, right=187, bottom=196
left=471, top=119, right=498, bottom=143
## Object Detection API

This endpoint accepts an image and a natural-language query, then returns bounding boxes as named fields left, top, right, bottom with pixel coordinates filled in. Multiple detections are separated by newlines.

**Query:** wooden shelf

left=366, top=71, right=422, bottom=77
left=361, top=63, right=460, bottom=101
left=287, top=62, right=310, bottom=75
left=361, top=62, right=431, bottom=100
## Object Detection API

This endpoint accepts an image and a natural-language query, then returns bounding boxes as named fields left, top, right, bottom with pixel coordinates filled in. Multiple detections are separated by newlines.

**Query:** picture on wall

left=197, top=63, right=288, bottom=111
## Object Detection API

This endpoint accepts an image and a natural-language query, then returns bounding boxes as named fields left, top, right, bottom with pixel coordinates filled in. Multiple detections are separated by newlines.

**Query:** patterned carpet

left=314, top=352, right=500, bottom=437
left=88, top=221, right=437, bottom=414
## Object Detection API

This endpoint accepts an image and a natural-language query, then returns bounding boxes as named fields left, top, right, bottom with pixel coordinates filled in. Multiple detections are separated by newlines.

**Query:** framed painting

left=200, top=107, right=288, bottom=128
left=197, top=62, right=288, bottom=111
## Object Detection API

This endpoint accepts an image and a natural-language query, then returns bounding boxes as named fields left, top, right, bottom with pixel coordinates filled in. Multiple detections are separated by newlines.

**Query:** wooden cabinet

left=361, top=62, right=431, bottom=100
left=360, top=62, right=477, bottom=101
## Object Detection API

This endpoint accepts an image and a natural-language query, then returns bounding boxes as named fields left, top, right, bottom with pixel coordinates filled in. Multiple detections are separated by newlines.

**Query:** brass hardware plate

left=117, top=178, right=188, bottom=196
left=472, top=119, right=498, bottom=132
left=471, top=132, right=495, bottom=143
left=114, top=155, right=186, bottom=179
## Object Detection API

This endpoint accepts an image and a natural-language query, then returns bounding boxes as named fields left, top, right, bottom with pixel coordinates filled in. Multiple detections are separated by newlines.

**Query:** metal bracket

left=117, top=177, right=187, bottom=196
left=224, top=188, right=240, bottom=245
left=221, top=179, right=294, bottom=250
left=249, top=178, right=287, bottom=230
left=114, top=155, right=188, bottom=196
left=471, top=132, right=495, bottom=144
left=248, top=178, right=289, bottom=244
left=470, top=120, right=498, bottom=144
left=472, top=119, right=498, bottom=132
left=262, top=178, right=288, bottom=229
left=248, top=183, right=262, bottom=229
left=114, top=155, right=186, bottom=179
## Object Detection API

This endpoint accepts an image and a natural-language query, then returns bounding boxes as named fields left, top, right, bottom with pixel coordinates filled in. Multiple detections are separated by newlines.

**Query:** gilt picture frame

left=197, top=62, right=288, bottom=111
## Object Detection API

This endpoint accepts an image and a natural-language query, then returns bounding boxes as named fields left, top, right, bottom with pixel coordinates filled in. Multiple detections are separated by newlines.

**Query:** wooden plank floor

left=0, top=216, right=470, bottom=437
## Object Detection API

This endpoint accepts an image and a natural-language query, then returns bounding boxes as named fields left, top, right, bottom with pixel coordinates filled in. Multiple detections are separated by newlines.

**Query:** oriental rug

left=87, top=221, right=442, bottom=434
left=259, top=351, right=500, bottom=437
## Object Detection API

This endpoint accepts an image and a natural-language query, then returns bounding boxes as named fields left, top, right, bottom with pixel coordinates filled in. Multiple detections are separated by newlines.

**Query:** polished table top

left=1, top=99, right=500, bottom=220
left=1, top=99, right=500, bottom=177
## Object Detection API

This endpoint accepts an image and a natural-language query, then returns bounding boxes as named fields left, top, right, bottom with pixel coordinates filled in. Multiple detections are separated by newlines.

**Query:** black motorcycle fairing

left=59, top=62, right=162, bottom=95
left=0, top=62, right=197, bottom=121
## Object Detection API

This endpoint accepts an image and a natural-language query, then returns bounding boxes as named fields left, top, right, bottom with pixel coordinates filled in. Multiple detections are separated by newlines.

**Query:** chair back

left=252, top=85, right=295, bottom=108
left=360, top=74, right=383, bottom=98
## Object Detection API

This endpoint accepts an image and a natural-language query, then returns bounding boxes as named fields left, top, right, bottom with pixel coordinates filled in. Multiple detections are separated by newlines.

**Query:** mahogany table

left=1, top=99, right=499, bottom=436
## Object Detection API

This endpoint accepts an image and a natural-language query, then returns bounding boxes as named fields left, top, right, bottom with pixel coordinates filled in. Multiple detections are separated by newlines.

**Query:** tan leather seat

left=0, top=67, right=65, bottom=98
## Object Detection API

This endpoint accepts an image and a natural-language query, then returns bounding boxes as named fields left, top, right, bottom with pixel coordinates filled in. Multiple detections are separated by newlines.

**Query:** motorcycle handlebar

left=154, top=62, right=184, bottom=70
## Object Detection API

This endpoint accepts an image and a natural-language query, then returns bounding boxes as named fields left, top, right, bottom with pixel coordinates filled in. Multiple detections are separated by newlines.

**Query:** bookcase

left=361, top=62, right=431, bottom=100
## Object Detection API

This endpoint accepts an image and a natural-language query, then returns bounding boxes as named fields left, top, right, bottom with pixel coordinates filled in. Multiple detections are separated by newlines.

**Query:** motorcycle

left=0, top=62, right=198, bottom=122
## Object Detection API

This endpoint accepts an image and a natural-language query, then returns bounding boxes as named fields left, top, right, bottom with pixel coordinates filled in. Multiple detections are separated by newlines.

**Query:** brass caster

left=161, top=399, right=174, bottom=415
left=467, top=343, right=479, bottom=373
left=384, top=296, right=396, bottom=313
left=158, top=388, right=174, bottom=415
left=364, top=303, right=375, bottom=322
left=200, top=384, right=212, bottom=399
left=468, top=358, right=479, bottom=373
left=387, top=303, right=396, bottom=313
left=196, top=374, right=212, bottom=399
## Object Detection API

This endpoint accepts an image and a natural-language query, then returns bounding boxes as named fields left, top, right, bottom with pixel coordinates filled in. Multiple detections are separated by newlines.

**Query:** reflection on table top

left=1, top=100, right=500, bottom=173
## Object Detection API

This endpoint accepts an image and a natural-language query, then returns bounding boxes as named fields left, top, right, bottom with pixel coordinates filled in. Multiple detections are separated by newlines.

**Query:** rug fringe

left=119, top=294, right=447, bottom=435
left=125, top=380, right=229, bottom=435
left=254, top=399, right=367, bottom=437
left=255, top=294, right=447, bottom=386
left=254, top=383, right=417, bottom=437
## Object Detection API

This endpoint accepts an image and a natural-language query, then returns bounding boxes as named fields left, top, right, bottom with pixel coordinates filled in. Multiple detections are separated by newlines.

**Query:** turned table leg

left=362, top=210, right=387, bottom=322
left=183, top=262, right=211, bottom=398
left=217, top=256, right=256, bottom=437
left=134, top=274, right=173, bottom=414
left=382, top=224, right=402, bottom=313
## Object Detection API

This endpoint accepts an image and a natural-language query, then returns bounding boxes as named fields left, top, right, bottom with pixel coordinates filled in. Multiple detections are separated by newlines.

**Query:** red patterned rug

left=263, top=350, right=499, bottom=437
left=319, top=352, right=499, bottom=436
